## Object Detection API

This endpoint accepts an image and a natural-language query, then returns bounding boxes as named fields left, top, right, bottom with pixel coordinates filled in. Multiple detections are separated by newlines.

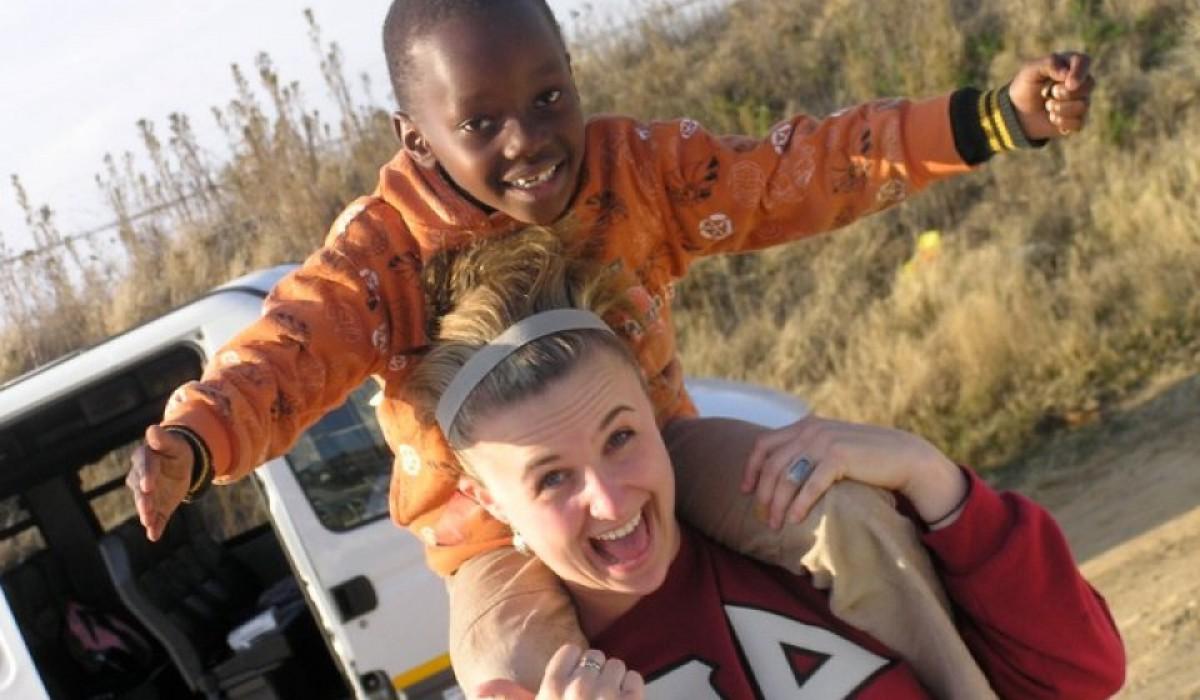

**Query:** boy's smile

left=396, top=1, right=586, bottom=225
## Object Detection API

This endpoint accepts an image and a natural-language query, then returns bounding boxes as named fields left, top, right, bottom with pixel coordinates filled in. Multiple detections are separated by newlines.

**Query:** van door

left=0, top=592, right=50, bottom=700
left=254, top=383, right=458, bottom=699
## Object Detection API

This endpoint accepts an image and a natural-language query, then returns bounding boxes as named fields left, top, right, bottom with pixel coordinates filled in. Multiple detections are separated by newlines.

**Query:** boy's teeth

left=510, top=164, right=557, bottom=189
left=594, top=511, right=642, bottom=541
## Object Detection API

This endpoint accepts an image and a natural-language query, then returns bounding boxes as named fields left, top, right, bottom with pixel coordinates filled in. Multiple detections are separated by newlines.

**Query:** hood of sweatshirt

left=374, top=149, right=524, bottom=260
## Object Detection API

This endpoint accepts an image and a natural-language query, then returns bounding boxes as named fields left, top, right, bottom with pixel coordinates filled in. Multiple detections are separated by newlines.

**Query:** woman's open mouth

left=588, top=508, right=651, bottom=572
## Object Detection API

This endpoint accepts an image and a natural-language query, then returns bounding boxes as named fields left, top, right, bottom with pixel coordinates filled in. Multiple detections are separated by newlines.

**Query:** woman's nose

left=585, top=471, right=626, bottom=522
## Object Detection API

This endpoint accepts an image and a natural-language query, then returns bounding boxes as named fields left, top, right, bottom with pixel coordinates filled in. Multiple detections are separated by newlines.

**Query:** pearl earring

left=512, top=530, right=530, bottom=556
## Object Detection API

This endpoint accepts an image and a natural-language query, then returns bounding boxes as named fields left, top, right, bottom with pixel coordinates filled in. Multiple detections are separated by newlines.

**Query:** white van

left=0, top=265, right=806, bottom=699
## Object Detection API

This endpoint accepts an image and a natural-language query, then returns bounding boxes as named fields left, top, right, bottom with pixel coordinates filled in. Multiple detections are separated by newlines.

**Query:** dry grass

left=2, top=0, right=1198, bottom=473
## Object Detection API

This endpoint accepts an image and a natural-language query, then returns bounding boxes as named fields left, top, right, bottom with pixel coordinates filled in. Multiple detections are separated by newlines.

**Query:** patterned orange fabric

left=163, top=95, right=971, bottom=575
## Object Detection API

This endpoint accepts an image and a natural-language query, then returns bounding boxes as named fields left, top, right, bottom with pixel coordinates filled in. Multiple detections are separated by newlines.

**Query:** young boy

left=127, top=0, right=1094, bottom=695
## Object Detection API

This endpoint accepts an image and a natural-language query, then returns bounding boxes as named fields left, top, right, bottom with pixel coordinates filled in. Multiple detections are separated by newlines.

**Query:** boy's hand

left=1009, top=52, right=1095, bottom=139
left=126, top=425, right=193, bottom=541
left=475, top=645, right=644, bottom=700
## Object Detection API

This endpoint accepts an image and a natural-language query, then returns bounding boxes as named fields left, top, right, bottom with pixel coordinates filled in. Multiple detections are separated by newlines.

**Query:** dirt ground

left=1006, top=371, right=1200, bottom=699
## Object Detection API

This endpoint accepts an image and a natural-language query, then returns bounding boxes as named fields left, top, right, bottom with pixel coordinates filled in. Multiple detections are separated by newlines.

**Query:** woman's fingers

left=595, top=657, right=627, bottom=700
left=767, top=471, right=802, bottom=529
left=742, top=420, right=804, bottom=492
left=567, top=650, right=606, bottom=699
left=619, top=670, right=644, bottom=698
left=744, top=417, right=830, bottom=527
left=541, top=646, right=629, bottom=700
left=541, top=644, right=584, bottom=698
left=765, top=453, right=819, bottom=528
left=517, top=645, right=642, bottom=700
left=475, top=678, right=536, bottom=700
left=786, top=456, right=842, bottom=524
left=750, top=418, right=816, bottom=503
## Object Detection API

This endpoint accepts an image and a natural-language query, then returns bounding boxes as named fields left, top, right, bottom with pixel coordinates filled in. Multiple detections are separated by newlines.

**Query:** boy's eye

left=459, top=117, right=494, bottom=133
left=535, top=89, right=562, bottom=108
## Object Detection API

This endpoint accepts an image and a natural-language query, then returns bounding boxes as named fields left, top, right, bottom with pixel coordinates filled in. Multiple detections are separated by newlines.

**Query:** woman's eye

left=536, top=89, right=562, bottom=107
left=536, top=470, right=567, bottom=493
left=606, top=428, right=634, bottom=452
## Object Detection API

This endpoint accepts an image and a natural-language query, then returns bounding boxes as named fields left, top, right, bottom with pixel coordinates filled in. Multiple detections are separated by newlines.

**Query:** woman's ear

left=459, top=476, right=506, bottom=524
left=393, top=111, right=437, bottom=169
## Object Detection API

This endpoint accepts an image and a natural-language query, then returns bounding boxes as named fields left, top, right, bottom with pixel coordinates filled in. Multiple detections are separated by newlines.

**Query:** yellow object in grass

left=902, top=230, right=943, bottom=276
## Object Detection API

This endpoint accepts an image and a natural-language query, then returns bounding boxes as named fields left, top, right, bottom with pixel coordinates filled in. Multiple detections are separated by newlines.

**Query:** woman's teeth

left=594, top=511, right=642, bottom=542
left=509, top=164, right=558, bottom=189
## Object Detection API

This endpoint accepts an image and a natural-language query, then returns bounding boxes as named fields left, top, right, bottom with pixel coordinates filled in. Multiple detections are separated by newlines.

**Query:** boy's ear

left=392, top=111, right=437, bottom=169
left=458, top=476, right=506, bottom=524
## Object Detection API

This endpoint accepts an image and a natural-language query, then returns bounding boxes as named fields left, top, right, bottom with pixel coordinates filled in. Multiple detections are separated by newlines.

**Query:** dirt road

left=1009, top=372, right=1200, bottom=699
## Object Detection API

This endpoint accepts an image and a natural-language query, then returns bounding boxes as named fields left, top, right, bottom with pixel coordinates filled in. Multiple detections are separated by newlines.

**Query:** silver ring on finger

left=578, top=654, right=604, bottom=673
left=786, top=456, right=816, bottom=485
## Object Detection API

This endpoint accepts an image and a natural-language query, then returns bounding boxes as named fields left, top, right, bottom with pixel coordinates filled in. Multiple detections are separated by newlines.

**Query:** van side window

left=81, top=447, right=139, bottom=532
left=0, top=494, right=45, bottom=574
left=286, top=382, right=391, bottom=532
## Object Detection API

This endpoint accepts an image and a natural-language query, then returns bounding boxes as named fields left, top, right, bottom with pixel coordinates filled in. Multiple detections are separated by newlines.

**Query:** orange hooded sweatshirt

left=163, top=90, right=1011, bottom=575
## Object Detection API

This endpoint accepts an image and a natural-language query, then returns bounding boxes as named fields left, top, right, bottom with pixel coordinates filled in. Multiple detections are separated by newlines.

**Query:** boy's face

left=396, top=2, right=586, bottom=225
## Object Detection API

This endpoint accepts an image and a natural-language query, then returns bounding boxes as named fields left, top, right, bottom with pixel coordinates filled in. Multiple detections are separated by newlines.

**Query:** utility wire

left=2, top=0, right=728, bottom=269
left=0, top=190, right=211, bottom=267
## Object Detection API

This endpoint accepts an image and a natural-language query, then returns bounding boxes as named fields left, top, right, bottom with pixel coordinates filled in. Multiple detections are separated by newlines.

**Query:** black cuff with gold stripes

left=950, top=86, right=1048, bottom=165
left=164, top=425, right=214, bottom=503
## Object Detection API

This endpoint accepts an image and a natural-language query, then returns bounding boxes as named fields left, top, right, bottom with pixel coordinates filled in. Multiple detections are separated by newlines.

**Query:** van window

left=81, top=446, right=138, bottom=532
left=77, top=443, right=266, bottom=537
left=286, top=382, right=392, bottom=532
left=0, top=494, right=45, bottom=573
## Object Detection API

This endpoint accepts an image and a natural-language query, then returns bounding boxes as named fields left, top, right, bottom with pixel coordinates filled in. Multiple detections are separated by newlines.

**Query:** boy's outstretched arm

left=626, top=51, right=1093, bottom=268
left=126, top=197, right=428, bottom=540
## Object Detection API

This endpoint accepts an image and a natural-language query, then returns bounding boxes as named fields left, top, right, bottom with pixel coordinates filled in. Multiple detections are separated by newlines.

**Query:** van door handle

left=331, top=575, right=378, bottom=622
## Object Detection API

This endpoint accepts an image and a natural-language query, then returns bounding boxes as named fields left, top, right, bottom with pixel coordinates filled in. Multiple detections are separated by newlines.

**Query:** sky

left=0, top=0, right=652, bottom=257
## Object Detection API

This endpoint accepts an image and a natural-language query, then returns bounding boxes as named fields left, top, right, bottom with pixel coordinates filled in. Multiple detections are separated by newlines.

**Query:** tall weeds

left=2, top=0, right=1197, bottom=470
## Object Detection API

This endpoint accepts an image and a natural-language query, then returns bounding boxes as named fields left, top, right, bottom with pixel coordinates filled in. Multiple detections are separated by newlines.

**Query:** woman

left=406, top=229, right=1125, bottom=699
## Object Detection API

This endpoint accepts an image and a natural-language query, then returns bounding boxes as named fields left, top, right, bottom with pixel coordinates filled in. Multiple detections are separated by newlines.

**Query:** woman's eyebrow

left=521, top=405, right=635, bottom=474
left=599, top=405, right=634, bottom=432
left=524, top=453, right=562, bottom=474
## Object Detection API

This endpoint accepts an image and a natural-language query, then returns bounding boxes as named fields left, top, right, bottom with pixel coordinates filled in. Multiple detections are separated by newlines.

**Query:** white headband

left=435, top=309, right=615, bottom=435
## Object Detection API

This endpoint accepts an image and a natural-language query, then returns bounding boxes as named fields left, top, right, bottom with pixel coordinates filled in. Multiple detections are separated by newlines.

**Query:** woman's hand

left=474, top=644, right=644, bottom=700
left=741, top=416, right=969, bottom=529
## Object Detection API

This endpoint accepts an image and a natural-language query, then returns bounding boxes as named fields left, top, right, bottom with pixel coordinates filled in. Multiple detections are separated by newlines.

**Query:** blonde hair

left=407, top=224, right=636, bottom=454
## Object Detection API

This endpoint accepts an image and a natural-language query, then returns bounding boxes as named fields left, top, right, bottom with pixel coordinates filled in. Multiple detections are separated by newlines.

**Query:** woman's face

left=459, top=349, right=679, bottom=605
